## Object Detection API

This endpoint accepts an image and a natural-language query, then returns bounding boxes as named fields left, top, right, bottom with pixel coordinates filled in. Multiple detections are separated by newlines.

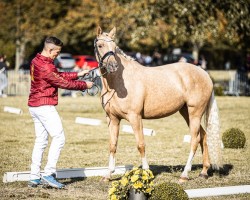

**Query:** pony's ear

left=97, top=26, right=102, bottom=36
left=108, top=27, right=116, bottom=39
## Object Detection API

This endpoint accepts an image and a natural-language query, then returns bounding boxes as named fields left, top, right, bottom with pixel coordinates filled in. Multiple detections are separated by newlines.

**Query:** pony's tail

left=205, top=91, right=222, bottom=170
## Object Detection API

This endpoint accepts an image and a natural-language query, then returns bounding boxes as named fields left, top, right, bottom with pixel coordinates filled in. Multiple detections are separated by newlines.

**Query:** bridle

left=80, top=37, right=117, bottom=96
left=94, top=38, right=116, bottom=73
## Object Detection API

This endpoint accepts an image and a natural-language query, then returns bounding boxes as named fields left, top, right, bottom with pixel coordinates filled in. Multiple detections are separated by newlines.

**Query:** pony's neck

left=100, top=72, right=115, bottom=110
left=100, top=74, right=111, bottom=93
left=115, top=46, right=135, bottom=62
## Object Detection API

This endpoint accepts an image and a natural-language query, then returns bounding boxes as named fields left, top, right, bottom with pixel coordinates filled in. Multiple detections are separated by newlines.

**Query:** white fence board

left=75, top=117, right=102, bottom=126
left=185, top=185, right=250, bottom=198
left=3, top=165, right=133, bottom=183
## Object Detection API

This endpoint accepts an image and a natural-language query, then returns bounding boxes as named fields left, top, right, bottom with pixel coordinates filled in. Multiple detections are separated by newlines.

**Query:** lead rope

left=79, top=58, right=111, bottom=96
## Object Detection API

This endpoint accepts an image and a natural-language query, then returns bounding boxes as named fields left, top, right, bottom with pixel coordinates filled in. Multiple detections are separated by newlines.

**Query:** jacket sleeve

left=60, top=72, right=78, bottom=80
left=44, top=69, right=88, bottom=91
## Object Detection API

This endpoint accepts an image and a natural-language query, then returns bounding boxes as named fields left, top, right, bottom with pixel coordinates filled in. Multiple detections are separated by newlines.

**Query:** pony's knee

left=109, top=143, right=117, bottom=153
left=137, top=143, right=145, bottom=153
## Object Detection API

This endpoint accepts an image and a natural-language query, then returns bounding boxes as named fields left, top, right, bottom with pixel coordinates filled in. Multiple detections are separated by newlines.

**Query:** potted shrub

left=108, top=167, right=154, bottom=200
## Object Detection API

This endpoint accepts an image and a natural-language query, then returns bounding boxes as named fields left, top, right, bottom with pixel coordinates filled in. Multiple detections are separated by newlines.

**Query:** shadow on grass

left=61, top=177, right=86, bottom=185
left=58, top=164, right=233, bottom=185
left=149, top=164, right=233, bottom=177
left=208, top=164, right=234, bottom=177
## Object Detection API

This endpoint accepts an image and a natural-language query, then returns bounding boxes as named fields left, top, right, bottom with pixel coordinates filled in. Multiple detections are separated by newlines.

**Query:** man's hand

left=77, top=69, right=90, bottom=77
left=85, top=81, right=94, bottom=89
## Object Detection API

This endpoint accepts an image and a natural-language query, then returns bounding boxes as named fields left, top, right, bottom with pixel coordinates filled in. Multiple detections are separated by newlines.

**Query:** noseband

left=94, top=38, right=116, bottom=72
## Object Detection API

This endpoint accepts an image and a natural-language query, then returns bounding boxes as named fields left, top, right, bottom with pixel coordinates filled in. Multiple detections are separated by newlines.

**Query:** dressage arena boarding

left=2, top=69, right=249, bottom=97
left=3, top=164, right=250, bottom=198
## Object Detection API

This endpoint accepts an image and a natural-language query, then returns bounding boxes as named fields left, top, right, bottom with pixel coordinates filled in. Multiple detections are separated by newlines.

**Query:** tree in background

left=151, top=0, right=250, bottom=64
left=52, top=0, right=155, bottom=53
left=0, top=0, right=249, bottom=69
left=0, top=0, right=77, bottom=70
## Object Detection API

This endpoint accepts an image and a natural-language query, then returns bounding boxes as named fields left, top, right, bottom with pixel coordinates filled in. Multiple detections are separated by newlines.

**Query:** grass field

left=0, top=95, right=249, bottom=200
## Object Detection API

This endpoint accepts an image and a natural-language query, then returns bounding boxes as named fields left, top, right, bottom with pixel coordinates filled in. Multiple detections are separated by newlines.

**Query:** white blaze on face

left=107, top=40, right=113, bottom=52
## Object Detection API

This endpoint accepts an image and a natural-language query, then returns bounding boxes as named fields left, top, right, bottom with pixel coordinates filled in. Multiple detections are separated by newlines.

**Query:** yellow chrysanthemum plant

left=108, top=167, right=155, bottom=200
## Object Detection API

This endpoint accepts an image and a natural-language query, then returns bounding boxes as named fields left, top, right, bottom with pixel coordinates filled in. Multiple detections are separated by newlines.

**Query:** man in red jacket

left=28, top=36, right=93, bottom=189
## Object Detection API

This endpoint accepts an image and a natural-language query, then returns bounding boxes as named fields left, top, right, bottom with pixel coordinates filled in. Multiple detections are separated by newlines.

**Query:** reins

left=79, top=66, right=105, bottom=96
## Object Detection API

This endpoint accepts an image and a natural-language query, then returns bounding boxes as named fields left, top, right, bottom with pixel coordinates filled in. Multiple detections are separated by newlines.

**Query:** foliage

left=150, top=182, right=188, bottom=200
left=108, top=180, right=128, bottom=200
left=214, top=84, right=225, bottom=96
left=108, top=167, right=154, bottom=200
left=154, top=0, right=250, bottom=49
left=222, top=128, right=246, bottom=149
left=0, top=0, right=78, bottom=69
left=0, top=1, right=249, bottom=68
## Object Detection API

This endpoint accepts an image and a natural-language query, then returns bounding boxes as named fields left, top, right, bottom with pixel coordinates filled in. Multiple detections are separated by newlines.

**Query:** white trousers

left=29, top=105, right=65, bottom=179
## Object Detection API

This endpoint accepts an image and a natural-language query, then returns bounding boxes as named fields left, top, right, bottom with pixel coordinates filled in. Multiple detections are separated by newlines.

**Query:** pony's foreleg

left=102, top=116, right=120, bottom=181
left=180, top=116, right=201, bottom=182
left=129, top=114, right=149, bottom=170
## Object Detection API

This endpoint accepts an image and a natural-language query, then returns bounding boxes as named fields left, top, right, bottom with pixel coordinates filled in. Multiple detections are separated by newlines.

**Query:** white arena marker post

left=122, top=125, right=156, bottom=136
left=183, top=134, right=191, bottom=143
left=3, top=106, right=23, bottom=115
left=183, top=135, right=224, bottom=149
left=75, top=117, right=101, bottom=126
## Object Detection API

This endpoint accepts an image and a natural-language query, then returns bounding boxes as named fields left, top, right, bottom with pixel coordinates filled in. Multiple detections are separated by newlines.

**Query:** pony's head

left=94, top=27, right=118, bottom=73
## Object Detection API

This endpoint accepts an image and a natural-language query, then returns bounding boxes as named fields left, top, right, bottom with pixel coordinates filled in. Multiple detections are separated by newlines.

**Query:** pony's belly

left=142, top=101, right=184, bottom=119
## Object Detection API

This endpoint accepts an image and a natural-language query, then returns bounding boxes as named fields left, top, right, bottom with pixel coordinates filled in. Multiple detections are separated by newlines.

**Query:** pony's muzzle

left=107, top=61, right=118, bottom=73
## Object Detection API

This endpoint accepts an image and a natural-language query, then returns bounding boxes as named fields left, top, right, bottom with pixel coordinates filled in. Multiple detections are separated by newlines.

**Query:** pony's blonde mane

left=115, top=46, right=135, bottom=61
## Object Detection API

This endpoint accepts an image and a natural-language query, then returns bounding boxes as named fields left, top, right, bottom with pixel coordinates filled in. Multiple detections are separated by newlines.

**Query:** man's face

left=49, top=46, right=61, bottom=60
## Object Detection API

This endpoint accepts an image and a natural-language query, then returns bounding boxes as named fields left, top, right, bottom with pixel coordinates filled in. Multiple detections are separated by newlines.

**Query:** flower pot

left=128, top=189, right=148, bottom=200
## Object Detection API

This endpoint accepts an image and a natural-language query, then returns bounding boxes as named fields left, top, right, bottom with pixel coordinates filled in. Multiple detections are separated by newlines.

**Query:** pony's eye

left=98, top=44, right=103, bottom=48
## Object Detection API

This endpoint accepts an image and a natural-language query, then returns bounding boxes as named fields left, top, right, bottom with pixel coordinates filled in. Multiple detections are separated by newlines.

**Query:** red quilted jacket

left=28, top=53, right=87, bottom=107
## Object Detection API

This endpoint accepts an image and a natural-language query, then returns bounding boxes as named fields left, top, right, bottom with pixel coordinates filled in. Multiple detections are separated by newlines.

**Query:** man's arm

left=60, top=70, right=90, bottom=80
left=45, top=70, right=88, bottom=91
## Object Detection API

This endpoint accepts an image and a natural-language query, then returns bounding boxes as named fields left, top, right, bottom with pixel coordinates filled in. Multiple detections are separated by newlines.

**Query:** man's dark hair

left=44, top=36, right=63, bottom=47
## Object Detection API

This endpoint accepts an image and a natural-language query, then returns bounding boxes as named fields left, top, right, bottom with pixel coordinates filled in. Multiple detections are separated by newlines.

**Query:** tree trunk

left=15, top=39, right=26, bottom=71
left=15, top=39, right=21, bottom=71
left=192, top=43, right=199, bottom=65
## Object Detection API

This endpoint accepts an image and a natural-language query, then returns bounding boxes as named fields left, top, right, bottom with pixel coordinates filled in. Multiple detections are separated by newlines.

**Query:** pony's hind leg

left=102, top=116, right=121, bottom=181
left=199, top=126, right=210, bottom=179
left=179, top=106, right=202, bottom=182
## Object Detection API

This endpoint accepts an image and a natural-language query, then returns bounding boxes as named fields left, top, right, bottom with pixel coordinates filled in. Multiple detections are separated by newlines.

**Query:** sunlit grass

left=0, top=95, right=249, bottom=199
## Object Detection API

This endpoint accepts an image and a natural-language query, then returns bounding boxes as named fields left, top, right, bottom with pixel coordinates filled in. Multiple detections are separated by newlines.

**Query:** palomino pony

left=94, top=27, right=221, bottom=182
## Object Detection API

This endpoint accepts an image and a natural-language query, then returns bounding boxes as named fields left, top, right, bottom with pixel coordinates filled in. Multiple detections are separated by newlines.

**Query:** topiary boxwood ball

left=222, top=128, right=246, bottom=149
left=150, top=182, right=188, bottom=200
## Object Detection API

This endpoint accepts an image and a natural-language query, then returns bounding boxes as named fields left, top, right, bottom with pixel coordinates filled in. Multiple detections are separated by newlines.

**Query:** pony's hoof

left=100, top=177, right=110, bottom=182
left=179, top=177, right=189, bottom=183
left=199, top=173, right=208, bottom=179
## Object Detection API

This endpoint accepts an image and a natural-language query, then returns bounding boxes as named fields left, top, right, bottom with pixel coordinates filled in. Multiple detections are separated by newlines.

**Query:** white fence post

left=225, top=71, right=249, bottom=96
